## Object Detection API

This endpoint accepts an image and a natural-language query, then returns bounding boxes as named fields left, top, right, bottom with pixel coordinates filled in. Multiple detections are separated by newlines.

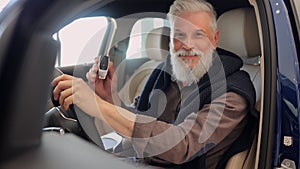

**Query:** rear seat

left=118, top=27, right=170, bottom=105
left=216, top=7, right=261, bottom=169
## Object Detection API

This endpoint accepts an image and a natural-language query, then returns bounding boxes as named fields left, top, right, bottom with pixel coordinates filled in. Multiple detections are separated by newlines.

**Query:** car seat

left=216, top=7, right=261, bottom=169
left=118, top=26, right=170, bottom=105
left=217, top=7, right=261, bottom=107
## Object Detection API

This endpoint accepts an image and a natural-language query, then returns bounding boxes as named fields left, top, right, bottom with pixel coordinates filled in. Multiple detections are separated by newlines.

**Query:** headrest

left=145, top=27, right=170, bottom=61
left=217, top=8, right=260, bottom=59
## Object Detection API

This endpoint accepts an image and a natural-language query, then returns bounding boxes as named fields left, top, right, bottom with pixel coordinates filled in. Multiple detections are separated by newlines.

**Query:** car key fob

left=98, top=55, right=110, bottom=79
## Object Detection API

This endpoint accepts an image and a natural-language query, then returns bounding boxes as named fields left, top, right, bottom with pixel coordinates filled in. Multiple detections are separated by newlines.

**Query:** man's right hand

left=86, top=58, right=117, bottom=104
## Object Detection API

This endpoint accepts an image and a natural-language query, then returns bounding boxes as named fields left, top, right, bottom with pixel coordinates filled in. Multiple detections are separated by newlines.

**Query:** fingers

left=52, top=74, right=93, bottom=111
left=52, top=75, right=78, bottom=110
left=86, top=62, right=99, bottom=84
left=86, top=60, right=116, bottom=84
left=52, top=74, right=73, bottom=87
left=52, top=74, right=74, bottom=102
left=107, top=62, right=115, bottom=79
left=59, top=88, right=73, bottom=110
left=94, top=56, right=99, bottom=63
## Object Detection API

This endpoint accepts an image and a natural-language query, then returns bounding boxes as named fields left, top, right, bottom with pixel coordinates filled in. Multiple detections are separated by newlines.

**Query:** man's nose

left=182, top=38, right=194, bottom=50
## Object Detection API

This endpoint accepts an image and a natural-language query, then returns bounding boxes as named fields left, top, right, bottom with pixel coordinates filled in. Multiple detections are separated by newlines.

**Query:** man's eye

left=195, top=32, right=205, bottom=38
left=174, top=33, right=185, bottom=39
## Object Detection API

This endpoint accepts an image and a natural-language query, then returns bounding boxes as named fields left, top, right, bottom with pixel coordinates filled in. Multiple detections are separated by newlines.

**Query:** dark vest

left=135, top=48, right=259, bottom=169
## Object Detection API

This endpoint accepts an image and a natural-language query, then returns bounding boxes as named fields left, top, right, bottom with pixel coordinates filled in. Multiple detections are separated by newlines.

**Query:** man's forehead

left=173, top=11, right=211, bottom=22
left=172, top=19, right=209, bottom=33
left=171, top=11, right=212, bottom=29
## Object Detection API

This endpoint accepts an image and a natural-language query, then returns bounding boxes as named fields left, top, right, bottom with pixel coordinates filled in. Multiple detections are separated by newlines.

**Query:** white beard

left=170, top=46, right=214, bottom=85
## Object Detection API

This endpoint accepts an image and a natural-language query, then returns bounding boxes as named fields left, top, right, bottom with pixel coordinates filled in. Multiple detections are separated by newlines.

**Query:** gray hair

left=167, top=0, right=217, bottom=32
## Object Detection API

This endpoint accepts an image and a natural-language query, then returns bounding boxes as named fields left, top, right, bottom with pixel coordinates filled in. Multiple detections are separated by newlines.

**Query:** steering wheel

left=45, top=67, right=104, bottom=149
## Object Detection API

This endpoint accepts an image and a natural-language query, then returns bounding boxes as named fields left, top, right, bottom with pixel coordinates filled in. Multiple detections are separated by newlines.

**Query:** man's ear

left=213, top=29, right=220, bottom=49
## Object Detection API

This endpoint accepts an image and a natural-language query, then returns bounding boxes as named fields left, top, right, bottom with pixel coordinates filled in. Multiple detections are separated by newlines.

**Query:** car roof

left=89, top=0, right=252, bottom=18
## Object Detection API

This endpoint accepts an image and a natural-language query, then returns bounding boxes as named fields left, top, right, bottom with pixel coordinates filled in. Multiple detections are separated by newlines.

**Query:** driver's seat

left=216, top=7, right=261, bottom=169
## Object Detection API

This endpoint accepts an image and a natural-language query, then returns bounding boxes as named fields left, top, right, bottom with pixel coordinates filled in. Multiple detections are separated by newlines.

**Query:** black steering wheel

left=44, top=67, right=104, bottom=149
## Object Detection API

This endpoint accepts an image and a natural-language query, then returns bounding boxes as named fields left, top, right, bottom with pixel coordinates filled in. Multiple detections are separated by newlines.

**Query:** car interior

left=117, top=6, right=262, bottom=169
left=56, top=3, right=263, bottom=169
left=0, top=0, right=266, bottom=168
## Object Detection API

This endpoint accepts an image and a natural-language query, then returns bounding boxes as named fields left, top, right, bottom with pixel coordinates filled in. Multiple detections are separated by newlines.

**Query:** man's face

left=170, top=11, right=219, bottom=84
left=171, top=11, right=218, bottom=69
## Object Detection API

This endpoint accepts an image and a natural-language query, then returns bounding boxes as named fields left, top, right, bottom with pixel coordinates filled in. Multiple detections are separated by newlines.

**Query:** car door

left=273, top=0, right=300, bottom=168
left=252, top=0, right=300, bottom=168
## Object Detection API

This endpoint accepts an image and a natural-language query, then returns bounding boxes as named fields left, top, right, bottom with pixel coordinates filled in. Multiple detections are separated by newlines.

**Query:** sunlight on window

left=58, top=17, right=107, bottom=66
left=0, top=0, right=10, bottom=12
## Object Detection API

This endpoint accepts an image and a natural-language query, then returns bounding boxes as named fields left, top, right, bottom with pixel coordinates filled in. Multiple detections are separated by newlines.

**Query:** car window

left=126, top=18, right=169, bottom=59
left=54, top=17, right=108, bottom=66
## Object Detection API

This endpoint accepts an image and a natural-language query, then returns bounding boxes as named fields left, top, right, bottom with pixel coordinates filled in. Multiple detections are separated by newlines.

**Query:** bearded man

left=52, top=0, right=258, bottom=168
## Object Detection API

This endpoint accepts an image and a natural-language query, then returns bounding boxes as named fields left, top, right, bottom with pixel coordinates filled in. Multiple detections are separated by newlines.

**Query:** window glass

left=126, top=18, right=169, bottom=59
left=54, top=17, right=107, bottom=66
